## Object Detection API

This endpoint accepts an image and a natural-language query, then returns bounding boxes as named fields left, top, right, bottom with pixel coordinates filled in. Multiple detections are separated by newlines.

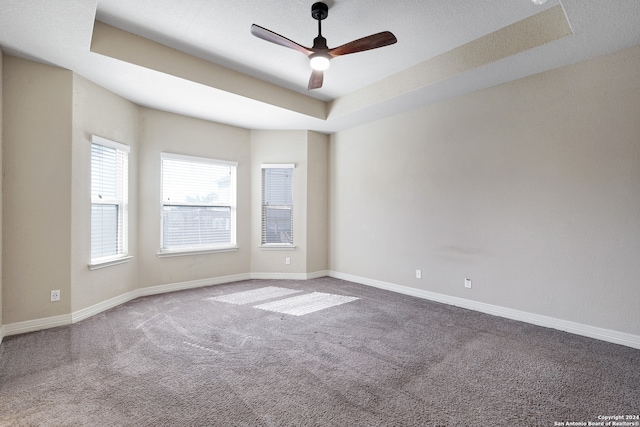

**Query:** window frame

left=261, top=163, right=295, bottom=249
left=158, top=152, right=238, bottom=257
left=89, top=135, right=132, bottom=270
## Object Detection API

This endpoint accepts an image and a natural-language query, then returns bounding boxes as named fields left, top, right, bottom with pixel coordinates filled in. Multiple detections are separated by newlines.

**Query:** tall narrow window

left=161, top=153, right=237, bottom=254
left=91, top=135, right=129, bottom=263
left=262, top=164, right=294, bottom=246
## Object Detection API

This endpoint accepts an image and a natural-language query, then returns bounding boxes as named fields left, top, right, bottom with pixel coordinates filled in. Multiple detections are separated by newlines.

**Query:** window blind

left=90, top=136, right=129, bottom=262
left=161, top=154, right=237, bottom=251
left=262, top=166, right=294, bottom=245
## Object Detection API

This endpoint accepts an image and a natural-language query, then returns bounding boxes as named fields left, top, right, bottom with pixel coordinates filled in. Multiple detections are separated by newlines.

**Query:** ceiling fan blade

left=308, top=70, right=324, bottom=90
left=251, top=24, right=312, bottom=56
left=329, top=31, right=397, bottom=57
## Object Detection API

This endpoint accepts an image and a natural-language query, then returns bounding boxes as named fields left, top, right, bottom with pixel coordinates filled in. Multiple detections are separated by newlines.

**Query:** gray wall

left=329, top=46, right=640, bottom=336
left=249, top=130, right=329, bottom=277
left=250, top=130, right=308, bottom=275
left=137, top=108, right=252, bottom=289
left=3, top=56, right=73, bottom=324
left=71, top=74, right=140, bottom=313
left=306, top=131, right=329, bottom=274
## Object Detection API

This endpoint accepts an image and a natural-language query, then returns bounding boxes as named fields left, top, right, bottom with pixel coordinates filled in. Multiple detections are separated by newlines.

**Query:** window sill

left=260, top=245, right=296, bottom=251
left=89, top=256, right=133, bottom=271
left=157, top=246, right=238, bottom=258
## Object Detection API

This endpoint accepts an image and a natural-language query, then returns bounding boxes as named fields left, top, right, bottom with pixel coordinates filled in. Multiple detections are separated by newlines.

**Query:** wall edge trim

left=328, top=270, right=640, bottom=350
left=136, top=273, right=251, bottom=298
left=2, top=273, right=252, bottom=338
left=2, top=314, right=73, bottom=337
left=5, top=271, right=636, bottom=349
left=1, top=272, right=332, bottom=339
left=249, top=271, right=329, bottom=280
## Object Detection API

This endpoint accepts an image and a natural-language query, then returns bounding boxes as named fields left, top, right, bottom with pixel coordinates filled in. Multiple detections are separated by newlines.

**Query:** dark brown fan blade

left=329, top=31, right=397, bottom=57
left=308, top=70, right=324, bottom=90
left=251, top=24, right=312, bottom=56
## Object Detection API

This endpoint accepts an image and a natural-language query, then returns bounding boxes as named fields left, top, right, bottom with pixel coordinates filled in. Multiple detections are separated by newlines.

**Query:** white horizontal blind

left=262, top=166, right=293, bottom=245
left=161, top=154, right=237, bottom=251
left=91, top=137, right=129, bottom=262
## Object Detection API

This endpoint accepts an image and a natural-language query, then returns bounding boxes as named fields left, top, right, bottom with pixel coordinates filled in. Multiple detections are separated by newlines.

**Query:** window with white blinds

left=91, top=135, right=129, bottom=263
left=262, top=164, right=294, bottom=246
left=161, top=153, right=237, bottom=253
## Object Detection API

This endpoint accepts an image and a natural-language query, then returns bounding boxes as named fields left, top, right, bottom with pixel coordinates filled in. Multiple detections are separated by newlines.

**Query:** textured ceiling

left=1, top=1, right=639, bottom=132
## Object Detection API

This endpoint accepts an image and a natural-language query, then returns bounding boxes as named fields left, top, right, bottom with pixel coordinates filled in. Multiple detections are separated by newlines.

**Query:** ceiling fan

left=250, top=2, right=397, bottom=90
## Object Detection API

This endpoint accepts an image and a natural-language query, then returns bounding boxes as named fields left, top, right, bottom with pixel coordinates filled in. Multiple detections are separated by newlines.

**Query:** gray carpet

left=0, top=277, right=638, bottom=426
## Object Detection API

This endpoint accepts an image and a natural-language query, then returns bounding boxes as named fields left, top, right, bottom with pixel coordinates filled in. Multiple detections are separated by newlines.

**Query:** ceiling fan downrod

left=312, top=2, right=328, bottom=49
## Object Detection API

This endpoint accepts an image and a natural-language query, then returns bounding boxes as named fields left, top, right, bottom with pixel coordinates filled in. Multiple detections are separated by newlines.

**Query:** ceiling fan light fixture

left=309, top=54, right=331, bottom=71
left=251, top=2, right=396, bottom=89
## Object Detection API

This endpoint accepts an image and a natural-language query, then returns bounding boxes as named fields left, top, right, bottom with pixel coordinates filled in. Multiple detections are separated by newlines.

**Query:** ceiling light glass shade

left=309, top=54, right=330, bottom=71
left=532, top=0, right=547, bottom=4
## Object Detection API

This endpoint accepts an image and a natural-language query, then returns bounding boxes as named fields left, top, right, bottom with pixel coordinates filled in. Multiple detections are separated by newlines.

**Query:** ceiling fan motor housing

left=311, top=2, right=329, bottom=21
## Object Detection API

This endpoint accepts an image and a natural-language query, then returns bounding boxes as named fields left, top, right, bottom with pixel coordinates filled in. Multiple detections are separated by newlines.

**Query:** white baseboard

left=250, top=272, right=309, bottom=280
left=73, top=273, right=252, bottom=324
left=137, top=273, right=251, bottom=298
left=250, top=270, right=329, bottom=281
left=328, top=271, right=640, bottom=350
left=2, top=313, right=72, bottom=337
left=1, top=272, right=323, bottom=339
left=72, top=290, right=139, bottom=324
left=7, top=270, right=635, bottom=350
left=307, top=270, right=330, bottom=280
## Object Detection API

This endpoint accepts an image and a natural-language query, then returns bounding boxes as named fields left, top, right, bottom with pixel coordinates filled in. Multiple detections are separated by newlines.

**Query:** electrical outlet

left=285, top=257, right=291, bottom=265
left=51, top=290, right=61, bottom=301
left=416, top=270, right=422, bottom=279
left=464, top=278, right=472, bottom=289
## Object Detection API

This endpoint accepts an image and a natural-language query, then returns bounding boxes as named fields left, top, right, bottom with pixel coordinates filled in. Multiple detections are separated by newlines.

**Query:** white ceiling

left=1, top=0, right=639, bottom=133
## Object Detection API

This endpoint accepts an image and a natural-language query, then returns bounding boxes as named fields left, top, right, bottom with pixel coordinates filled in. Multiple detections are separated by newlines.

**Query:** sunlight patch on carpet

left=208, top=286, right=302, bottom=305
left=254, top=292, right=359, bottom=316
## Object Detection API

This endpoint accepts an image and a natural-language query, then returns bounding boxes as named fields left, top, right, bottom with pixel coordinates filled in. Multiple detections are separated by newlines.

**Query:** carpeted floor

left=0, top=277, right=638, bottom=426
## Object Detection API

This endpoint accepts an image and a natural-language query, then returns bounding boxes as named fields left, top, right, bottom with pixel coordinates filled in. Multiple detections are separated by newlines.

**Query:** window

left=90, top=135, right=129, bottom=265
left=262, top=164, right=294, bottom=246
left=161, top=153, right=237, bottom=255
